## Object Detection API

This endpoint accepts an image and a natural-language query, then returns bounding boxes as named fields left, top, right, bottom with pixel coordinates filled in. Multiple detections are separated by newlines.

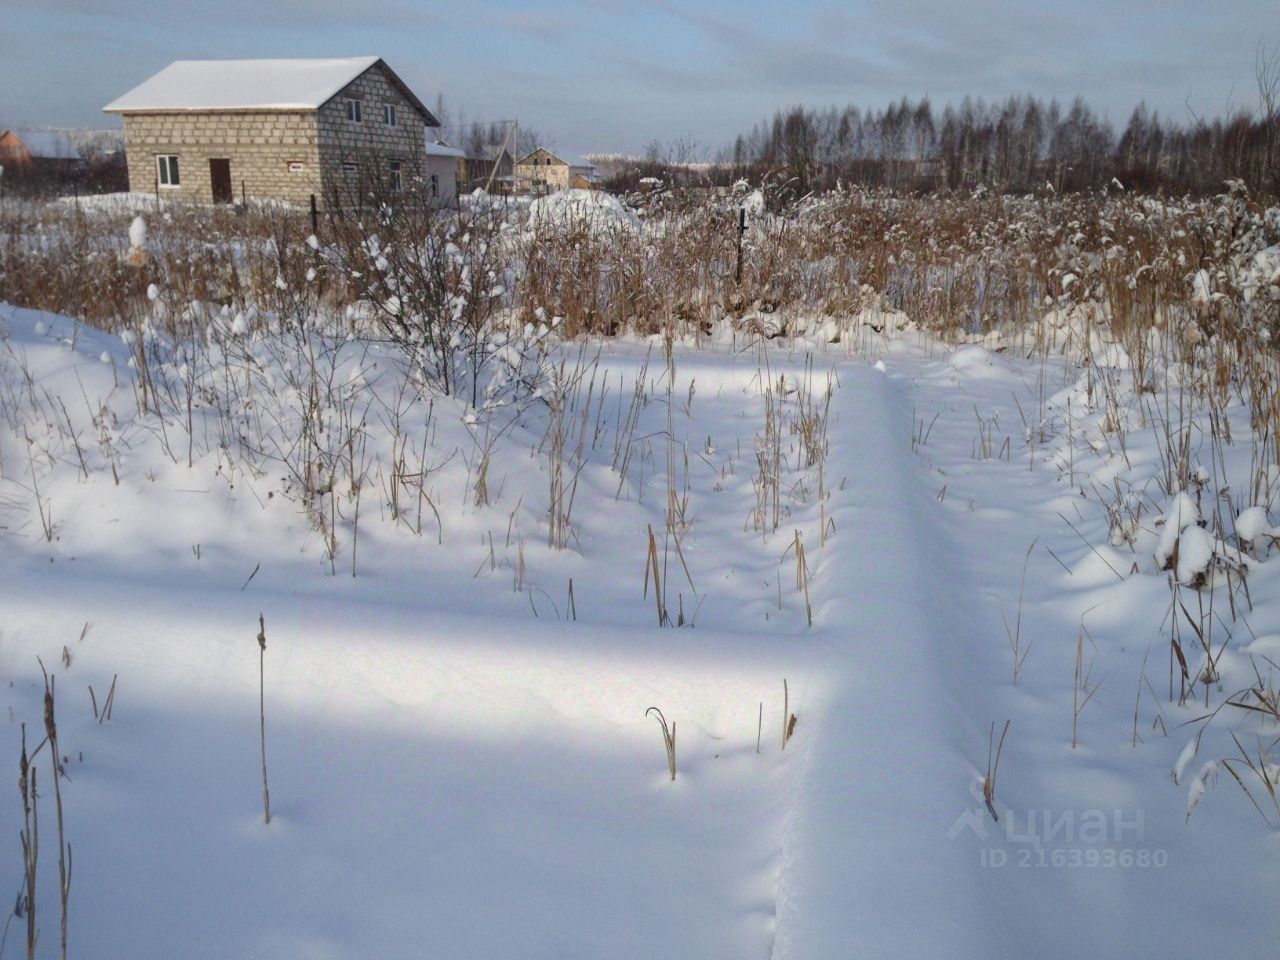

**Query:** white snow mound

left=1234, top=506, right=1277, bottom=543
left=529, top=189, right=638, bottom=231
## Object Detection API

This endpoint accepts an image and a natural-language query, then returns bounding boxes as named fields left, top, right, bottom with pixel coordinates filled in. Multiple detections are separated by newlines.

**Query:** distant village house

left=0, top=129, right=85, bottom=174
left=102, top=57, right=441, bottom=205
left=516, top=148, right=598, bottom=192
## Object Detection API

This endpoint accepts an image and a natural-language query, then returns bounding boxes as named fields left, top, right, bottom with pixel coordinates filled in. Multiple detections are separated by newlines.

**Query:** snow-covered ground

left=2, top=300, right=1279, bottom=958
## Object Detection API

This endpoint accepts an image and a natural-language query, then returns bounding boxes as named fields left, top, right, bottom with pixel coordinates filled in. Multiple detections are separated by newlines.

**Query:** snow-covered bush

left=325, top=197, right=548, bottom=415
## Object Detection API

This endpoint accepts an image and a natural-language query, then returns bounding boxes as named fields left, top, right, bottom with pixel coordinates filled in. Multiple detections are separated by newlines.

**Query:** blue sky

left=1, top=0, right=1275, bottom=155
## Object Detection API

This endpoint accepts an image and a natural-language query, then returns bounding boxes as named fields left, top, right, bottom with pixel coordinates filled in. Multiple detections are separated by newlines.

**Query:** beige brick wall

left=119, top=63, right=436, bottom=207
left=517, top=149, right=572, bottom=192
left=122, top=112, right=322, bottom=205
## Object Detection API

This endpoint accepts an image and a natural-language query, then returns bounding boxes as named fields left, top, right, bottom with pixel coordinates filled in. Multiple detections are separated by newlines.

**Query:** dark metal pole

left=310, top=193, right=319, bottom=236
left=735, top=207, right=746, bottom=285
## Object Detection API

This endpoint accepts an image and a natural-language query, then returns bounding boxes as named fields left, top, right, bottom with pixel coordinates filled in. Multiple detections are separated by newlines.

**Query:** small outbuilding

left=103, top=57, right=440, bottom=205
left=424, top=140, right=464, bottom=202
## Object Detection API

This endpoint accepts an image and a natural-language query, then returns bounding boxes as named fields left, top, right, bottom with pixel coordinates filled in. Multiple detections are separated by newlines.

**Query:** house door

left=209, top=159, right=233, bottom=204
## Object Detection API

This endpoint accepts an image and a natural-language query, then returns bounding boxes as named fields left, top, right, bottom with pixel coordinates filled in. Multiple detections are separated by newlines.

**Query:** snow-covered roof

left=562, top=153, right=597, bottom=172
left=103, top=57, right=437, bottom=124
left=4, top=130, right=82, bottom=160
left=425, top=140, right=466, bottom=159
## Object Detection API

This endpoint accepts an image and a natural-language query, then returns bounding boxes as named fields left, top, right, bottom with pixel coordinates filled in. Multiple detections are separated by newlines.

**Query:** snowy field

left=2, top=191, right=1280, bottom=957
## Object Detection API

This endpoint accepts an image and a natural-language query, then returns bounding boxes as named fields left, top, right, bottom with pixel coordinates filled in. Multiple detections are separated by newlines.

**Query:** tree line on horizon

left=722, top=88, right=1278, bottom=197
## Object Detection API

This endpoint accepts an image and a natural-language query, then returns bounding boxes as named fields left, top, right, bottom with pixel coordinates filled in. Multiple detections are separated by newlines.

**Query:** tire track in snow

left=771, top=360, right=1010, bottom=959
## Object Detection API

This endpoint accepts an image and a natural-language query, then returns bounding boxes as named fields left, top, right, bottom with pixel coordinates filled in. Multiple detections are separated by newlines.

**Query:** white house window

left=344, top=99, right=362, bottom=122
left=157, top=155, right=180, bottom=187
left=383, top=104, right=397, bottom=126
left=430, top=173, right=439, bottom=198
left=389, top=160, right=402, bottom=192
left=342, top=161, right=359, bottom=176
left=286, top=160, right=305, bottom=173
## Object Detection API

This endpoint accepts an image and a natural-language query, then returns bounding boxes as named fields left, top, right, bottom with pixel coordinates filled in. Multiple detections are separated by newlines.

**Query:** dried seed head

left=18, top=724, right=27, bottom=800
left=257, top=614, right=267, bottom=652
left=43, top=689, right=56, bottom=740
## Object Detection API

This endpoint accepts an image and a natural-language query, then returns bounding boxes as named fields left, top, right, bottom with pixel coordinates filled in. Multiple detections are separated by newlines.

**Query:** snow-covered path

left=770, top=342, right=1279, bottom=958
left=773, top=359, right=999, bottom=957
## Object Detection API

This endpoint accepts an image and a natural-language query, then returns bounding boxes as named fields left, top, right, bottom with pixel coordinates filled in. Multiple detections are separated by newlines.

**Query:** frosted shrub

left=326, top=188, right=548, bottom=415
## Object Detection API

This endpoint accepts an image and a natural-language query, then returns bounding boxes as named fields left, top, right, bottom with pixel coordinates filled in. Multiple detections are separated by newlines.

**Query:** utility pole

left=484, top=118, right=516, bottom=194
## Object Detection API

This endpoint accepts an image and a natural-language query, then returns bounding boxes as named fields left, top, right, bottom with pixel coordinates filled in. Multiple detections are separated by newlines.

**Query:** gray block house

left=103, top=57, right=439, bottom=205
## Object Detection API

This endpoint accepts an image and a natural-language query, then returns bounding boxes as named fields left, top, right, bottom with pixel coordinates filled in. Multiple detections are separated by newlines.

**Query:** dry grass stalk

left=781, top=678, right=798, bottom=750
left=782, top=531, right=814, bottom=627
left=645, top=707, right=677, bottom=781
left=1218, top=733, right=1280, bottom=827
left=1073, top=624, right=1102, bottom=749
left=1132, top=646, right=1156, bottom=748
left=984, top=720, right=1011, bottom=823
left=18, top=723, right=38, bottom=960
left=643, top=524, right=670, bottom=627
left=87, top=673, right=118, bottom=724
left=102, top=674, right=118, bottom=721
left=1003, top=539, right=1038, bottom=683
left=36, top=660, right=70, bottom=960
left=257, top=614, right=271, bottom=825
left=546, top=386, right=570, bottom=549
